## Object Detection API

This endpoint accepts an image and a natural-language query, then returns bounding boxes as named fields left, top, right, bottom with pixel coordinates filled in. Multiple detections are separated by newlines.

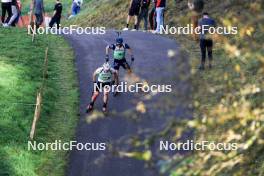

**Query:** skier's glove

left=105, top=55, right=109, bottom=62
left=131, top=56, right=135, bottom=62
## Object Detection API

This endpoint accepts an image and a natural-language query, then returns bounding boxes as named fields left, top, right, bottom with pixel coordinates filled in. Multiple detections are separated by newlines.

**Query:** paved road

left=64, top=31, right=192, bottom=176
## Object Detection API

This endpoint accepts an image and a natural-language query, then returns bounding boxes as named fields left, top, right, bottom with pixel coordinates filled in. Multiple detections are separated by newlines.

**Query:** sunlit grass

left=0, top=28, right=78, bottom=176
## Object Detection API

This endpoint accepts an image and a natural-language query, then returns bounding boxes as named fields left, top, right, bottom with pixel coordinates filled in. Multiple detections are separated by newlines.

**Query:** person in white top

left=1, top=0, right=12, bottom=25
left=86, top=62, right=117, bottom=113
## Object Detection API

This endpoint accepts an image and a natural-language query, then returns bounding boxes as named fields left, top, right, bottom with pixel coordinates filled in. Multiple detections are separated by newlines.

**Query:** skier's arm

left=92, top=72, right=97, bottom=82
left=127, top=48, right=133, bottom=56
left=128, top=48, right=135, bottom=61
left=105, top=45, right=111, bottom=55
left=125, top=44, right=134, bottom=61
left=113, top=71, right=118, bottom=84
left=105, top=45, right=111, bottom=61
left=106, top=45, right=114, bottom=61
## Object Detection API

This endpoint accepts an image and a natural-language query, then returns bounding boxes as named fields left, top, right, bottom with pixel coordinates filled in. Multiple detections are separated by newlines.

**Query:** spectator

left=1, top=0, right=12, bottom=25
left=69, top=0, right=83, bottom=19
left=149, top=0, right=156, bottom=30
left=49, top=0, right=62, bottom=29
left=3, top=0, right=18, bottom=27
left=137, top=0, right=150, bottom=31
left=32, top=0, right=45, bottom=29
left=124, top=0, right=141, bottom=31
left=154, top=0, right=166, bottom=33
left=198, top=12, right=216, bottom=70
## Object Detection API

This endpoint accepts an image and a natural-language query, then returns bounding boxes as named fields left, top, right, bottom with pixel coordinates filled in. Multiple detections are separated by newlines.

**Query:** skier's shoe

left=113, top=90, right=119, bottom=97
left=102, top=107, right=107, bottom=113
left=86, top=104, right=93, bottom=113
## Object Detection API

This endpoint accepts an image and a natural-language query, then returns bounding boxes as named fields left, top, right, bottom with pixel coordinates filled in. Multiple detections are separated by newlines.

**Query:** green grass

left=0, top=28, right=78, bottom=176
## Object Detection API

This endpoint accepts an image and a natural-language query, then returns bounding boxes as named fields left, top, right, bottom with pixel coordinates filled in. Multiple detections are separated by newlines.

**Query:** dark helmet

left=116, top=37, right=123, bottom=44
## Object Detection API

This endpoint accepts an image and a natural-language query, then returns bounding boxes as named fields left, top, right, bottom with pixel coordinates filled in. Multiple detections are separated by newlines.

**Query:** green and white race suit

left=113, top=45, right=126, bottom=60
left=95, top=67, right=116, bottom=83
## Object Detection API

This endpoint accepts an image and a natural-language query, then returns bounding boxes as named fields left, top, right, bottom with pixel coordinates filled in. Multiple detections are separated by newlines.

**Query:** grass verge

left=0, top=28, right=78, bottom=176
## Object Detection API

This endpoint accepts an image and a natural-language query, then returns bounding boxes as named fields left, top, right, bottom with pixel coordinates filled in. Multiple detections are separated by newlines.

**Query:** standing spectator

left=137, top=0, right=150, bottom=31
left=1, top=0, right=12, bottom=25
left=69, top=0, right=83, bottom=19
left=32, top=0, right=45, bottom=29
left=198, top=12, right=216, bottom=70
left=49, top=0, right=62, bottom=29
left=154, top=0, right=166, bottom=33
left=124, top=0, right=141, bottom=31
left=3, top=0, right=18, bottom=27
left=149, top=0, right=156, bottom=30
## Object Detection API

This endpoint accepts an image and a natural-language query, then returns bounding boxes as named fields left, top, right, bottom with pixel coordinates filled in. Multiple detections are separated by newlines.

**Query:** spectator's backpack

left=141, top=0, right=150, bottom=8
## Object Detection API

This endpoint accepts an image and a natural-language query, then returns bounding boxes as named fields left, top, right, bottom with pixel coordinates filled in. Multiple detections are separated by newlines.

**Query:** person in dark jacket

left=154, top=0, right=166, bottom=33
left=137, top=0, right=150, bottom=30
left=1, top=0, right=12, bottom=25
left=2, top=0, right=18, bottom=27
left=31, top=0, right=45, bottom=29
left=124, top=0, right=141, bottom=30
left=49, top=0, right=62, bottom=29
left=198, top=12, right=216, bottom=70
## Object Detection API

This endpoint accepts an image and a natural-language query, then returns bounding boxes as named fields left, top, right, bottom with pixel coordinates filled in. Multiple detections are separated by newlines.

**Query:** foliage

left=168, top=0, right=264, bottom=175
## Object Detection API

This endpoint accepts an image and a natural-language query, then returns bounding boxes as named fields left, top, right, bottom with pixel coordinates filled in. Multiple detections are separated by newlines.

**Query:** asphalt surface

left=64, top=30, right=192, bottom=176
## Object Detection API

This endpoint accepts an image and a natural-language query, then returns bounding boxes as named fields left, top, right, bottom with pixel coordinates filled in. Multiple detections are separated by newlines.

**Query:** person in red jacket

left=154, top=0, right=166, bottom=33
